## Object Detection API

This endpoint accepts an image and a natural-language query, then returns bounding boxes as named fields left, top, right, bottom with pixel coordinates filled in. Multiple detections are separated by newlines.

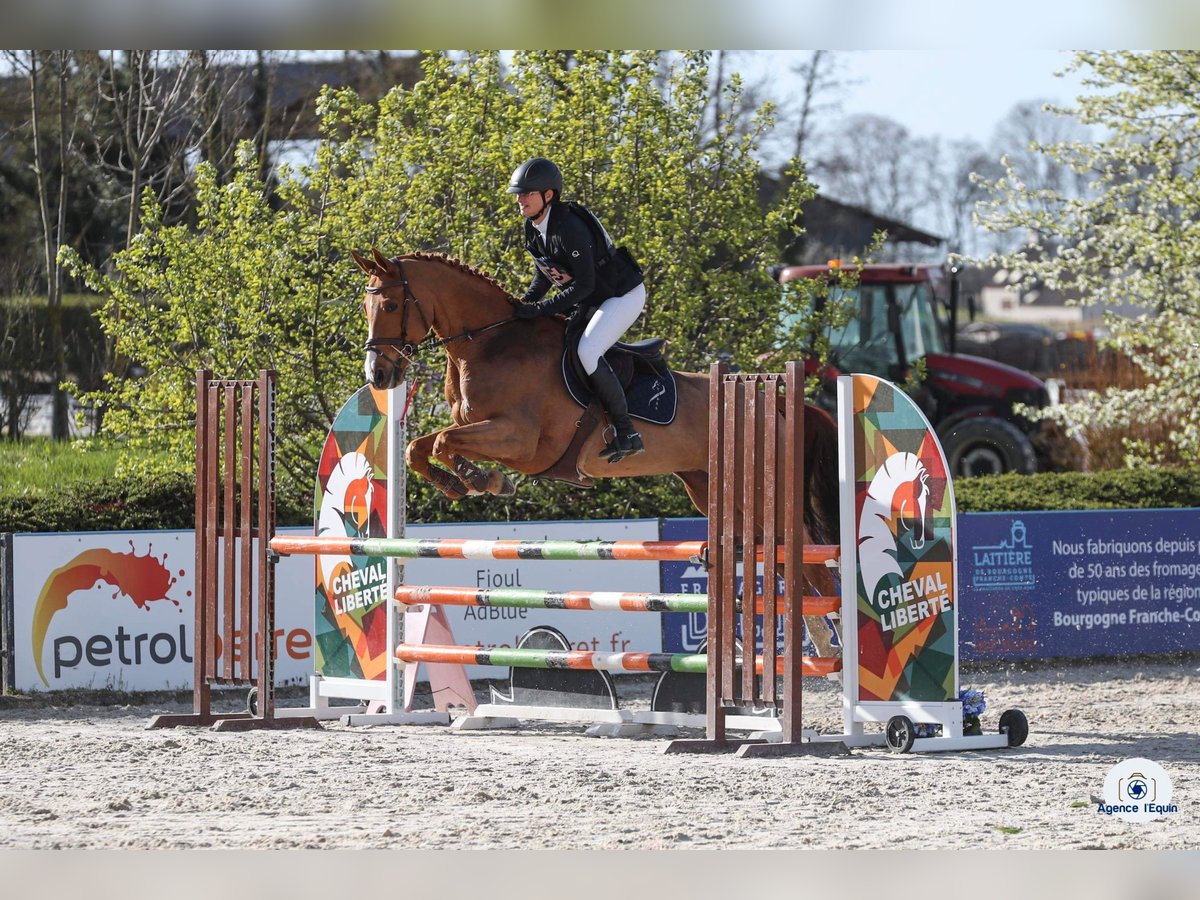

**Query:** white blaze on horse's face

left=363, top=283, right=407, bottom=390
left=363, top=289, right=383, bottom=386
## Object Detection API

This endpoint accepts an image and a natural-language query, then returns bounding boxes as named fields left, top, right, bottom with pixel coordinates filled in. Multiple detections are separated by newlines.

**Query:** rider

left=508, top=157, right=646, bottom=462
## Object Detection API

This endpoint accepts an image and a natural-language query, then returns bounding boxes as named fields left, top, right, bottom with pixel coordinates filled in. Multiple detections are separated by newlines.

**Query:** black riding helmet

left=507, top=157, right=563, bottom=195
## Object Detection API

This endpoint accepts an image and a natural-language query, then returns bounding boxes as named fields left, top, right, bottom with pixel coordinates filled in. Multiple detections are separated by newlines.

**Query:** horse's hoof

left=492, top=474, right=517, bottom=496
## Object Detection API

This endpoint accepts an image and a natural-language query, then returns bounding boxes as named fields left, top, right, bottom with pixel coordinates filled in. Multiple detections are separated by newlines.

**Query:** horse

left=350, top=248, right=840, bottom=543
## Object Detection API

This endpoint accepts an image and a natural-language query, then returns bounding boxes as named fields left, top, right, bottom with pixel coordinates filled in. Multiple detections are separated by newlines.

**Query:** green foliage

left=60, top=51, right=819, bottom=519
left=407, top=472, right=699, bottom=525
left=0, top=468, right=311, bottom=534
left=973, top=51, right=1200, bottom=467
left=0, top=438, right=122, bottom=489
left=3, top=410, right=1197, bottom=532
left=955, top=467, right=1200, bottom=513
left=7, top=463, right=1199, bottom=534
left=1, top=471, right=193, bottom=532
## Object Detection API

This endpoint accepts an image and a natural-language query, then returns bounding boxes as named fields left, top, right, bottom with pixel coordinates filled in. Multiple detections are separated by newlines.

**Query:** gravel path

left=1, top=658, right=1196, bottom=849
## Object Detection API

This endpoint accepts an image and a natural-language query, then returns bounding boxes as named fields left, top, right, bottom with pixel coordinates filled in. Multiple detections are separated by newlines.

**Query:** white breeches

left=576, top=283, right=647, bottom=375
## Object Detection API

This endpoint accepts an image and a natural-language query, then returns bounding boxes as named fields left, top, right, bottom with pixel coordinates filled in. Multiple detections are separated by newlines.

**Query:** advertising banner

left=660, top=517, right=713, bottom=654
left=402, top=519, right=663, bottom=678
left=846, top=375, right=957, bottom=704
left=7, top=521, right=662, bottom=692
left=10, top=507, right=1200, bottom=693
left=959, top=509, right=1200, bottom=659
left=9, top=528, right=315, bottom=692
left=311, top=385, right=392, bottom=682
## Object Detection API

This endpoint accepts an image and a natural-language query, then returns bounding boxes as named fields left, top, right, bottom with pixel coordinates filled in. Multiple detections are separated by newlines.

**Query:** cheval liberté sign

left=846, top=375, right=957, bottom=703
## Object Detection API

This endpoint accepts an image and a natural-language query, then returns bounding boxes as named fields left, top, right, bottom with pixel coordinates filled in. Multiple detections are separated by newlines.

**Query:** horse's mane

left=403, top=252, right=514, bottom=300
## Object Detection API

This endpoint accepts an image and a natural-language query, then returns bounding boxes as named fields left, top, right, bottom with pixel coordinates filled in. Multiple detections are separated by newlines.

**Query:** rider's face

left=516, top=190, right=550, bottom=221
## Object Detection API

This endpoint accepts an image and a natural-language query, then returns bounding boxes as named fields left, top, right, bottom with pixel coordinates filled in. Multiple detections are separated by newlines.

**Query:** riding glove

left=514, top=302, right=544, bottom=319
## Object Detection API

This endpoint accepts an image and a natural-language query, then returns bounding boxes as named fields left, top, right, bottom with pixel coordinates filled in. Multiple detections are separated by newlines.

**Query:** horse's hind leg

left=673, top=470, right=709, bottom=516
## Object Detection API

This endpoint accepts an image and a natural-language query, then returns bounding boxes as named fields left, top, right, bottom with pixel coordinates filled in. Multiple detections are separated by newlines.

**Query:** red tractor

left=775, top=261, right=1082, bottom=476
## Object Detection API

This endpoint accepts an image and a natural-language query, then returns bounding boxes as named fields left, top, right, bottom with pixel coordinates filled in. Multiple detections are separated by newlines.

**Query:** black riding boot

left=588, top=359, right=644, bottom=463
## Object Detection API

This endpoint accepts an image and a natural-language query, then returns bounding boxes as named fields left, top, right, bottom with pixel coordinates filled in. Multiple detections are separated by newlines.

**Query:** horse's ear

left=371, top=247, right=395, bottom=273
left=350, top=249, right=376, bottom=275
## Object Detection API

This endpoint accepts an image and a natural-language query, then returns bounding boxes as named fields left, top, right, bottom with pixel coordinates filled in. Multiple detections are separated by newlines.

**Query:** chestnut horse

left=351, top=249, right=840, bottom=545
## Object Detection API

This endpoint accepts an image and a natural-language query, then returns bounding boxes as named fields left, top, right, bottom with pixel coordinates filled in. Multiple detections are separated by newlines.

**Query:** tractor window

left=827, top=284, right=899, bottom=376
left=897, top=281, right=947, bottom=364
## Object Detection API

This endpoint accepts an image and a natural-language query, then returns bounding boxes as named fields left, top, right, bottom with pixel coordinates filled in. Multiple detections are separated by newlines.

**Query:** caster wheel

left=999, top=709, right=1028, bottom=747
left=247, top=686, right=259, bottom=716
left=885, top=715, right=915, bottom=753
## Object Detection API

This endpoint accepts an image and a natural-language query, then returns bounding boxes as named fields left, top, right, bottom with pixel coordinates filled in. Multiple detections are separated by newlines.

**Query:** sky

left=836, top=51, right=1086, bottom=145
left=743, top=50, right=1088, bottom=148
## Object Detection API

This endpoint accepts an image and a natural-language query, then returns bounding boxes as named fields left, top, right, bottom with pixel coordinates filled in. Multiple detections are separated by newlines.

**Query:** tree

left=64, top=51, right=820, bottom=515
left=788, top=50, right=850, bottom=163
left=934, top=138, right=1003, bottom=257
left=975, top=98, right=1092, bottom=254
left=811, top=113, right=941, bottom=248
left=1, top=51, right=83, bottom=440
left=0, top=294, right=45, bottom=439
left=973, top=51, right=1200, bottom=466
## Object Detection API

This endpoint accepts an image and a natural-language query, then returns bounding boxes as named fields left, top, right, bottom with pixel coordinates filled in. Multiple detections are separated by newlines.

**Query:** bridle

left=363, top=260, right=428, bottom=371
left=363, top=257, right=520, bottom=376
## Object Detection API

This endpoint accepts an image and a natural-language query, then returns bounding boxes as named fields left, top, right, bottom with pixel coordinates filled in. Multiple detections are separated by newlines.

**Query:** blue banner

left=660, top=509, right=1200, bottom=660
left=959, top=509, right=1200, bottom=660
left=660, top=518, right=710, bottom=653
left=658, top=518, right=838, bottom=658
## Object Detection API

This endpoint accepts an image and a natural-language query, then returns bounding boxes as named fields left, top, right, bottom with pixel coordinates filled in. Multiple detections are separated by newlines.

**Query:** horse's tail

left=803, top=403, right=840, bottom=545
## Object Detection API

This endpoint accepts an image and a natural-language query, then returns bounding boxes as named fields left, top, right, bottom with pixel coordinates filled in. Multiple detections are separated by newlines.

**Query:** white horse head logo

left=858, top=452, right=930, bottom=603
left=317, top=451, right=376, bottom=595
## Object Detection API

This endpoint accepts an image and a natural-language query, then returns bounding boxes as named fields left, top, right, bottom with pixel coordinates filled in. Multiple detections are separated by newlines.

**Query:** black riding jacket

left=520, top=202, right=642, bottom=317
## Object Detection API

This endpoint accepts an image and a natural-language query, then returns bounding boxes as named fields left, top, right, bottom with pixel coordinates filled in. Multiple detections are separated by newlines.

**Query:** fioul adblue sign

left=960, top=509, right=1200, bottom=659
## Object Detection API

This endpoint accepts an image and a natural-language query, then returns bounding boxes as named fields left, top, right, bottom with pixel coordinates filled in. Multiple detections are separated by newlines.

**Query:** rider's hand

left=513, top=303, right=541, bottom=319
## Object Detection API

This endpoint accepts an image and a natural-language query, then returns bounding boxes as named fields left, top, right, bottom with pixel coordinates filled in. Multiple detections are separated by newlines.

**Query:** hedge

left=953, top=467, right=1200, bottom=513
left=4, top=466, right=1200, bottom=534
left=0, top=472, right=311, bottom=534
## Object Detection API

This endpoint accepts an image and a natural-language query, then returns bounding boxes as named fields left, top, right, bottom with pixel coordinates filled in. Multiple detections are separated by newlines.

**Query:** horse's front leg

left=406, top=429, right=472, bottom=501
left=432, top=418, right=536, bottom=497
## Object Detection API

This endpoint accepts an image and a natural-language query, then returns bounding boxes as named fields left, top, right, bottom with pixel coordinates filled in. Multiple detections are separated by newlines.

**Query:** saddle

left=561, top=339, right=677, bottom=426
left=532, top=336, right=678, bottom=488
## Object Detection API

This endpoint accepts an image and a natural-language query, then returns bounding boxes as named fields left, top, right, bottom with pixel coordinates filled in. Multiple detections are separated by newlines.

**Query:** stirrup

left=600, top=429, right=644, bottom=463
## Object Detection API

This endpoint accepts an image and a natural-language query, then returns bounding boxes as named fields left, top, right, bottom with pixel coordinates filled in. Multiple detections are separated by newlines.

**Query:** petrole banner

left=8, top=529, right=316, bottom=692
left=4, top=521, right=663, bottom=692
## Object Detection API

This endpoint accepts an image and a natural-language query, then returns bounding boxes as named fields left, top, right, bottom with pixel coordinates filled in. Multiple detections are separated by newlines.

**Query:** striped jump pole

left=271, top=535, right=839, bottom=565
left=395, top=644, right=841, bottom=678
left=393, top=585, right=841, bottom=618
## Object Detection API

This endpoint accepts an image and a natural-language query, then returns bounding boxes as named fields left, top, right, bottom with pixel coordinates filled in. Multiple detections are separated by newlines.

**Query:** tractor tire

left=941, top=417, right=1037, bottom=477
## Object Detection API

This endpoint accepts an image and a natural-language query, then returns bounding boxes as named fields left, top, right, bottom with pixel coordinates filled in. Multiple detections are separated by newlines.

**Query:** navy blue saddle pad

left=560, top=349, right=678, bottom=426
